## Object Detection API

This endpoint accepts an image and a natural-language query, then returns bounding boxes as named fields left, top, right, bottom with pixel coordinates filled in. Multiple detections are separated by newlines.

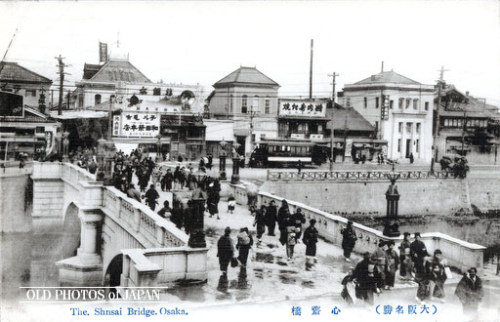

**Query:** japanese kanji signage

left=112, top=115, right=121, bottom=137
left=119, top=113, right=160, bottom=137
left=279, top=100, right=326, bottom=117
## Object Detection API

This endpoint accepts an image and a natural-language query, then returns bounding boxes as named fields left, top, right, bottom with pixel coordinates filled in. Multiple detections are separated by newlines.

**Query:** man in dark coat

left=290, top=207, right=306, bottom=240
left=410, top=232, right=429, bottom=275
left=341, top=221, right=357, bottom=262
left=144, top=184, right=160, bottom=211
left=253, top=205, right=267, bottom=243
left=207, top=179, right=221, bottom=219
left=455, top=267, right=483, bottom=314
left=265, top=200, right=278, bottom=236
left=161, top=168, right=174, bottom=192
left=217, top=227, right=235, bottom=275
left=351, top=252, right=382, bottom=305
left=277, top=200, right=291, bottom=245
left=303, top=219, right=319, bottom=270
left=399, top=232, right=412, bottom=279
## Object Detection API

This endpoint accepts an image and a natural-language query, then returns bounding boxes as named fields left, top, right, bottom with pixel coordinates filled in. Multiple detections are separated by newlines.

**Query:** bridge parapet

left=267, top=169, right=452, bottom=182
left=229, top=184, right=485, bottom=273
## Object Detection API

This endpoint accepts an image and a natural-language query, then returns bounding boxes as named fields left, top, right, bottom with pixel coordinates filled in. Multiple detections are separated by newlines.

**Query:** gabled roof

left=86, top=60, right=151, bottom=83
left=0, top=62, right=52, bottom=84
left=353, top=71, right=421, bottom=86
left=326, top=104, right=375, bottom=132
left=214, top=66, right=279, bottom=87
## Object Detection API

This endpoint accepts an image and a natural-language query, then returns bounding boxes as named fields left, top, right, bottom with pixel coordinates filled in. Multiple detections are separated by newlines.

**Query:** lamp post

left=383, top=163, right=401, bottom=237
left=219, top=139, right=227, bottom=181
left=188, top=171, right=207, bottom=248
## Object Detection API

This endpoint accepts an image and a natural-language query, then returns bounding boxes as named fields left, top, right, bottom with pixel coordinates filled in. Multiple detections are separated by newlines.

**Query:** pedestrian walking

left=385, top=241, right=399, bottom=290
left=217, top=227, right=235, bottom=276
left=290, top=207, right=306, bottom=241
left=410, top=232, right=429, bottom=275
left=157, top=200, right=172, bottom=219
left=351, top=252, right=382, bottom=305
left=278, top=200, right=291, bottom=246
left=161, top=168, right=173, bottom=192
left=371, top=240, right=389, bottom=290
left=285, top=225, right=297, bottom=261
left=126, top=184, right=142, bottom=202
left=303, top=219, right=319, bottom=270
left=424, top=249, right=448, bottom=302
left=253, top=205, right=267, bottom=245
left=455, top=267, right=483, bottom=314
left=399, top=232, right=413, bottom=279
left=144, top=184, right=160, bottom=211
left=207, top=180, right=221, bottom=219
left=409, top=152, right=414, bottom=164
left=297, top=160, right=303, bottom=174
left=265, top=200, right=278, bottom=236
left=341, top=221, right=357, bottom=261
left=236, top=227, right=253, bottom=266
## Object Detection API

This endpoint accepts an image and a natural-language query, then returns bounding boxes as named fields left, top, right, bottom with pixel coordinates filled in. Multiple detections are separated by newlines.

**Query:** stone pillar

left=56, top=209, right=104, bottom=286
left=219, top=155, right=227, bottom=181
left=231, top=157, right=240, bottom=184
left=188, top=198, right=207, bottom=248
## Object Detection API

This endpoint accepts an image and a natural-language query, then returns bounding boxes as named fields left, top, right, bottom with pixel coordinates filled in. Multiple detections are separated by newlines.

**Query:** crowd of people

left=340, top=229, right=483, bottom=315
left=216, top=199, right=320, bottom=275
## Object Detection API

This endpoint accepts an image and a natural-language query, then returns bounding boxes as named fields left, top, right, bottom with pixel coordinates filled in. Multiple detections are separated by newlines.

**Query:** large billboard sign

left=0, top=92, right=24, bottom=117
left=117, top=112, right=160, bottom=137
left=279, top=99, right=326, bottom=117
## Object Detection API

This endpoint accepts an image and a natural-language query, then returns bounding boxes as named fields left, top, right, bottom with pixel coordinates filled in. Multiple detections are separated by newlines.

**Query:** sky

left=1, top=0, right=499, bottom=105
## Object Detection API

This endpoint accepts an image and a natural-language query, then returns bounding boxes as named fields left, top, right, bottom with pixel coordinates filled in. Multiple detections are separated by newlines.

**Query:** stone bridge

left=31, top=162, right=208, bottom=288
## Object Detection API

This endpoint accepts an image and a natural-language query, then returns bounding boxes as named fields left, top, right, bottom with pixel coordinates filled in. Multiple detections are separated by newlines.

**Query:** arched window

left=94, top=94, right=101, bottom=105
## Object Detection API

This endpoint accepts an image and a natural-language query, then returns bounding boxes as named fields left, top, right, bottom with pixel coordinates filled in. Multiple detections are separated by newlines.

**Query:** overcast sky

left=1, top=1, right=499, bottom=104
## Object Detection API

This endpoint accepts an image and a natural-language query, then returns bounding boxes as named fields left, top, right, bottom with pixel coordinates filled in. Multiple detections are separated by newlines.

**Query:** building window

left=241, top=95, right=247, bottom=114
left=413, top=99, right=419, bottom=110
left=398, top=139, right=401, bottom=152
left=425, top=102, right=429, bottom=111
left=95, top=94, right=101, bottom=105
left=390, top=100, right=394, bottom=109
left=364, top=97, right=367, bottom=108
left=416, top=139, right=420, bottom=153
left=346, top=97, right=351, bottom=107
left=375, top=97, right=379, bottom=109
left=399, top=98, right=404, bottom=109
left=375, top=121, right=379, bottom=132
left=26, top=89, right=37, bottom=97
left=406, top=122, right=412, bottom=133
left=406, top=98, right=411, bottom=109
left=416, top=123, right=421, bottom=133
left=398, top=122, right=403, bottom=133
left=265, top=98, right=270, bottom=114
left=252, top=95, right=259, bottom=112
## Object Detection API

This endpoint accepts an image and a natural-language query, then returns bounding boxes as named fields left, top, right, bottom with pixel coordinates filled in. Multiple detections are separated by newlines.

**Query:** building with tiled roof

left=207, top=66, right=281, bottom=158
left=435, top=85, right=500, bottom=164
left=0, top=62, right=52, bottom=110
left=342, top=69, right=435, bottom=163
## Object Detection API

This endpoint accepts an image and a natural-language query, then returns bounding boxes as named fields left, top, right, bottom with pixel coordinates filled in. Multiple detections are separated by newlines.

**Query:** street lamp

left=188, top=170, right=208, bottom=248
left=383, top=163, right=401, bottom=237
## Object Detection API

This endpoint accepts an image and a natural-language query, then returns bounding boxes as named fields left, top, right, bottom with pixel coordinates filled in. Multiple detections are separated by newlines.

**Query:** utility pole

left=55, top=55, right=69, bottom=115
left=328, top=72, right=339, bottom=171
left=248, top=105, right=256, bottom=160
left=461, top=108, right=467, bottom=154
left=67, top=90, right=71, bottom=111
left=431, top=66, right=448, bottom=173
left=309, top=39, right=314, bottom=100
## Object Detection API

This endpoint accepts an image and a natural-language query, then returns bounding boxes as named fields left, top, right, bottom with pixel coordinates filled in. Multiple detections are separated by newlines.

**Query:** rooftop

left=0, top=62, right=52, bottom=85
left=82, top=59, right=151, bottom=83
left=326, top=104, right=375, bottom=132
left=352, top=70, right=421, bottom=86
left=213, top=66, right=279, bottom=87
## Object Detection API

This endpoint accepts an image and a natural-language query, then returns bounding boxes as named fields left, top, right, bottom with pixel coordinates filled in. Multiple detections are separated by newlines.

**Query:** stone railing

left=121, top=247, right=208, bottom=287
left=267, top=170, right=452, bottom=182
left=228, top=183, right=485, bottom=273
left=102, top=186, right=188, bottom=248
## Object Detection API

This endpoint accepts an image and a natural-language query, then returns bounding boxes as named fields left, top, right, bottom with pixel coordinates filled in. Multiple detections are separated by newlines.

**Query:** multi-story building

left=73, top=45, right=205, bottom=113
left=0, top=61, right=52, bottom=112
left=277, top=97, right=329, bottom=141
left=207, top=66, right=280, bottom=157
left=436, top=85, right=500, bottom=164
left=342, top=70, right=434, bottom=163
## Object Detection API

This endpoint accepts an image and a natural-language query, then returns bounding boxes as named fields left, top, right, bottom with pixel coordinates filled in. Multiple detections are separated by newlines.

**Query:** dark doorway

left=405, top=139, right=411, bottom=158
left=106, top=255, right=123, bottom=290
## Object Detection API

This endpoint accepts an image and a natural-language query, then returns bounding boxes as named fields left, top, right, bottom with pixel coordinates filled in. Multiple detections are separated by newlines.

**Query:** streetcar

left=248, top=138, right=326, bottom=168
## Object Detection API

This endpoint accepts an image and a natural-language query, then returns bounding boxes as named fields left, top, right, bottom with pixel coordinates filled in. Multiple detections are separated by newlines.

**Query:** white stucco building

left=342, top=71, right=434, bottom=162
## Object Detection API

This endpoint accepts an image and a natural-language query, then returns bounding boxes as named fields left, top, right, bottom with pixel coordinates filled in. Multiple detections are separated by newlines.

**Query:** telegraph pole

left=55, top=55, right=68, bottom=115
left=328, top=72, right=339, bottom=171
left=309, top=39, right=314, bottom=99
left=431, top=66, right=448, bottom=173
